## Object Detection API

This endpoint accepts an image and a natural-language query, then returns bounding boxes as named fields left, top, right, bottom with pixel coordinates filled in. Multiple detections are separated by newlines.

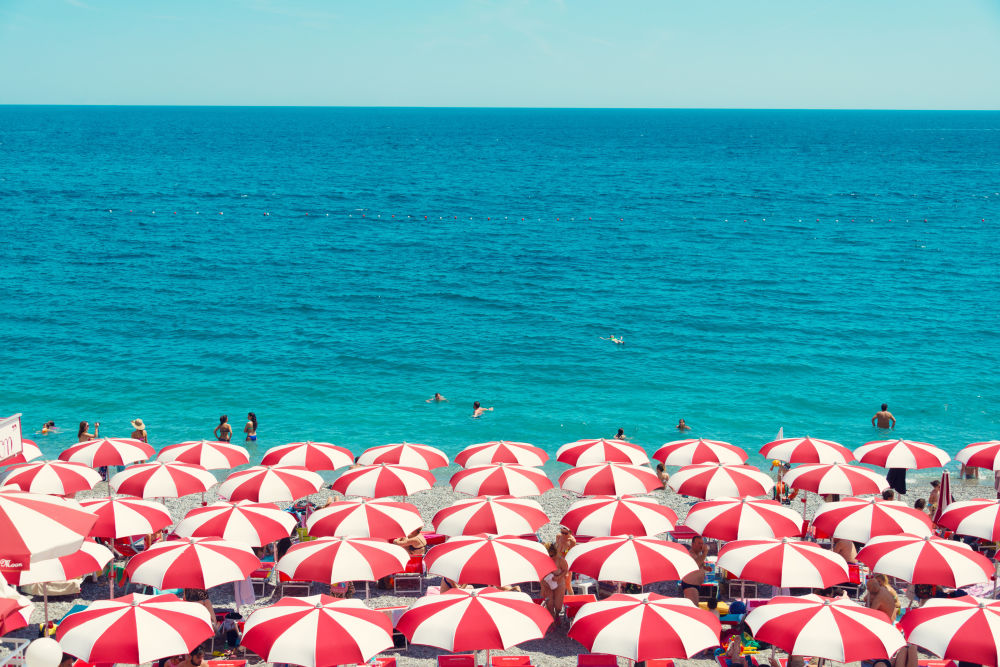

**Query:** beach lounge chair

left=564, top=594, right=596, bottom=620
left=393, top=555, right=424, bottom=594
left=277, top=570, right=310, bottom=596
left=638, top=661, right=674, bottom=667
left=372, top=657, right=397, bottom=667
left=491, top=656, right=531, bottom=667
left=438, top=654, right=476, bottom=667
left=916, top=661, right=957, bottom=667
left=577, top=654, right=617, bottom=667
left=205, top=660, right=247, bottom=667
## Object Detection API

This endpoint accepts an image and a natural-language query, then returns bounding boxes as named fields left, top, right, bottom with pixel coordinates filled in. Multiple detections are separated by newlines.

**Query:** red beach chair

left=564, top=594, right=596, bottom=619
left=491, top=657, right=531, bottom=667
left=577, top=655, right=617, bottom=667
left=438, top=655, right=476, bottom=667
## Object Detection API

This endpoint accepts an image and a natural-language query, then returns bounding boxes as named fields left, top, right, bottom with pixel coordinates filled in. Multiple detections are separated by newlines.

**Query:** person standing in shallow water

left=214, top=415, right=232, bottom=442
left=472, top=401, right=493, bottom=418
left=872, top=403, right=896, bottom=429
left=244, top=412, right=257, bottom=442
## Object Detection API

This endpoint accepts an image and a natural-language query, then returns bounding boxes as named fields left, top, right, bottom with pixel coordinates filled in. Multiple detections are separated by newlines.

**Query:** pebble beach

left=6, top=467, right=995, bottom=667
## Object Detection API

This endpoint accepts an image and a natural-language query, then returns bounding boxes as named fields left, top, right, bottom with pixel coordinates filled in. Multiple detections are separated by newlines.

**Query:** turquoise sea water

left=1, top=107, right=998, bottom=470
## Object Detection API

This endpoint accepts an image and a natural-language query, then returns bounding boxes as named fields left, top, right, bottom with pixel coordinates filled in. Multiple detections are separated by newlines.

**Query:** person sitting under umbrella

left=393, top=527, right=427, bottom=555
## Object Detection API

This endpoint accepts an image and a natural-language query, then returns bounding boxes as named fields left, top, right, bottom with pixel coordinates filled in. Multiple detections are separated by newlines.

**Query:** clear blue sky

left=2, top=0, right=999, bottom=108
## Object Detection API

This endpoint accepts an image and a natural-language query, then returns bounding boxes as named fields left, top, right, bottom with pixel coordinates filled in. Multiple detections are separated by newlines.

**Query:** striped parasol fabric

left=277, top=537, right=409, bottom=584
left=717, top=538, right=848, bottom=588
left=261, top=442, right=354, bottom=471
left=242, top=595, right=393, bottom=667
left=899, top=595, right=1000, bottom=666
left=568, top=593, right=721, bottom=660
left=307, top=498, right=423, bottom=539
left=56, top=593, right=214, bottom=663
left=424, top=535, right=554, bottom=587
left=557, top=439, right=649, bottom=466
left=684, top=497, right=804, bottom=541
left=560, top=495, right=677, bottom=537
left=854, top=439, right=950, bottom=469
left=0, top=490, right=97, bottom=565
left=2, top=539, right=113, bottom=586
left=745, top=594, right=904, bottom=662
left=560, top=463, right=661, bottom=496
left=937, top=498, right=1000, bottom=541
left=857, top=533, right=994, bottom=587
left=932, top=470, right=953, bottom=524
left=156, top=440, right=250, bottom=470
left=58, top=438, right=154, bottom=467
left=1, top=460, right=102, bottom=495
left=812, top=497, right=933, bottom=542
left=668, top=464, right=774, bottom=499
left=956, top=440, right=1000, bottom=470
left=332, top=464, right=436, bottom=498
left=782, top=462, right=889, bottom=496
left=0, top=440, right=42, bottom=467
left=454, top=441, right=548, bottom=468
left=174, top=501, right=297, bottom=546
left=432, top=496, right=549, bottom=536
left=218, top=465, right=324, bottom=502
left=759, top=437, right=853, bottom=464
left=79, top=496, right=173, bottom=539
left=357, top=442, right=449, bottom=469
left=110, top=461, right=217, bottom=498
left=397, top=587, right=552, bottom=652
left=653, top=438, right=748, bottom=466
left=450, top=464, right=553, bottom=497
left=125, top=537, right=261, bottom=590
left=564, top=536, right=697, bottom=585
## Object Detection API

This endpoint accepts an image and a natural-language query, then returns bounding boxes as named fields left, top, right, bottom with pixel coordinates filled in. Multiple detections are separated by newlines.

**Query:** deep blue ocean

left=1, top=107, right=998, bottom=472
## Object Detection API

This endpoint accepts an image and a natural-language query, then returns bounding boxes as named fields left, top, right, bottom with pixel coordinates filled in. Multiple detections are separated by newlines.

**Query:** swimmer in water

left=472, top=401, right=494, bottom=418
left=872, top=403, right=896, bottom=430
left=39, top=420, right=57, bottom=434
left=244, top=412, right=258, bottom=442
left=600, top=335, right=624, bottom=345
left=426, top=393, right=447, bottom=403
left=676, top=419, right=691, bottom=431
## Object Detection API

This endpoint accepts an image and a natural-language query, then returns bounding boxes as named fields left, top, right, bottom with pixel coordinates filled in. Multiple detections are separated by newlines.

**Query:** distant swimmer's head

left=45, top=420, right=55, bottom=428
left=931, top=480, right=940, bottom=488
left=616, top=428, right=624, bottom=437
left=219, top=415, right=228, bottom=424
left=881, top=403, right=888, bottom=411
left=473, top=401, right=481, bottom=409
left=78, top=421, right=88, bottom=438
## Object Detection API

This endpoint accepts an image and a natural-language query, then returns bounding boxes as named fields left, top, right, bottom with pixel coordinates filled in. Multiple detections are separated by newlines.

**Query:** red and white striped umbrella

left=0, top=594, right=33, bottom=636
left=174, top=501, right=297, bottom=547
left=653, top=438, right=748, bottom=466
left=156, top=440, right=250, bottom=470
left=0, top=439, right=41, bottom=467
left=557, top=438, right=649, bottom=466
left=56, top=592, right=214, bottom=663
left=1, top=460, right=102, bottom=495
left=219, top=465, right=324, bottom=502
left=759, top=437, right=853, bottom=464
left=261, top=441, right=354, bottom=471
left=854, top=439, right=949, bottom=469
left=857, top=533, right=994, bottom=587
left=79, top=496, right=173, bottom=539
left=783, top=462, right=889, bottom=496
left=306, top=498, right=423, bottom=539
left=932, top=470, right=953, bottom=524
left=718, top=538, right=848, bottom=588
left=242, top=595, right=393, bottom=667
left=455, top=441, right=548, bottom=468
left=899, top=595, right=1000, bottom=667
left=565, top=536, right=697, bottom=585
left=560, top=495, right=677, bottom=537
left=398, top=587, right=553, bottom=652
left=58, top=438, right=155, bottom=467
left=332, top=464, right=436, bottom=498
left=125, top=537, right=260, bottom=590
left=433, top=496, right=549, bottom=536
left=2, top=540, right=113, bottom=586
left=277, top=537, right=409, bottom=583
left=424, top=535, right=554, bottom=587
left=937, top=499, right=1000, bottom=541
left=568, top=593, right=721, bottom=661
left=684, top=497, right=804, bottom=541
left=812, top=497, right=933, bottom=542
left=668, top=463, right=773, bottom=499
left=0, top=490, right=97, bottom=565
left=357, top=442, right=449, bottom=469
left=956, top=440, right=1000, bottom=471
left=110, top=461, right=217, bottom=498
left=745, top=594, right=904, bottom=662
left=450, top=463, right=554, bottom=497
left=560, top=463, right=661, bottom=496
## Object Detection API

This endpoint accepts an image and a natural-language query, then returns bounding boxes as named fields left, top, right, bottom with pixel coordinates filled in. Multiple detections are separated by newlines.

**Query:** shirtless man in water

left=872, top=403, right=896, bottom=430
left=681, top=536, right=708, bottom=604
left=472, top=401, right=493, bottom=418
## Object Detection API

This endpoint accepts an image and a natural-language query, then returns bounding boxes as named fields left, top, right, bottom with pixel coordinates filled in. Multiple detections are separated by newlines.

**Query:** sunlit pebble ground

left=6, top=474, right=992, bottom=667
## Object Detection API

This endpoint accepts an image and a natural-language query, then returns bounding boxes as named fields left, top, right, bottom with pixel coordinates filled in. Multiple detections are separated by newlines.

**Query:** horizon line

left=1, top=104, right=999, bottom=112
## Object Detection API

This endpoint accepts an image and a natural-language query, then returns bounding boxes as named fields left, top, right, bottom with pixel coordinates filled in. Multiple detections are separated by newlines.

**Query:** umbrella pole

left=993, top=561, right=998, bottom=599
left=43, top=589, right=48, bottom=629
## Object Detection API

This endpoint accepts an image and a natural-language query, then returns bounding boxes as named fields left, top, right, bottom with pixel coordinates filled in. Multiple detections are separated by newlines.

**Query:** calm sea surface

left=1, top=107, right=998, bottom=470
